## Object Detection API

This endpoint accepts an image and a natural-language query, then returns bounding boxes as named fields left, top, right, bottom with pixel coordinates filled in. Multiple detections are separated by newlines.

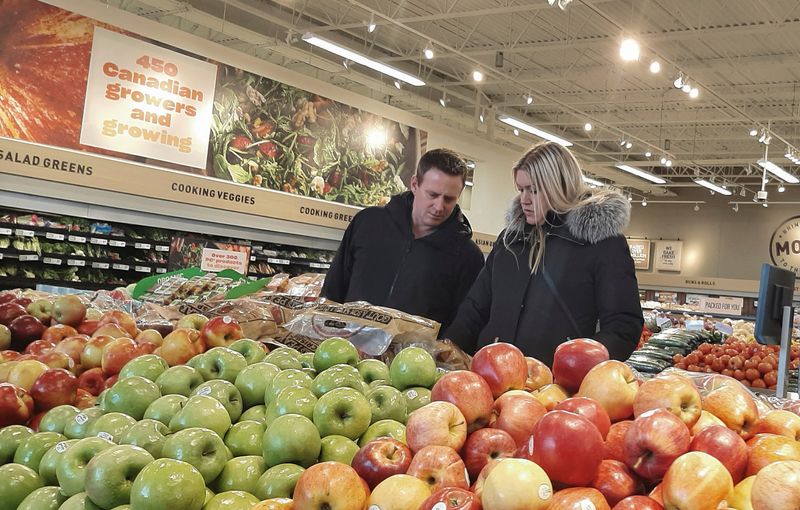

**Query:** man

left=321, top=148, right=485, bottom=331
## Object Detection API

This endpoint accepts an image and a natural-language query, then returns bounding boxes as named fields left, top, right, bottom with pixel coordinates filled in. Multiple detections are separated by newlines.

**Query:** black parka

left=321, top=191, right=485, bottom=332
left=445, top=191, right=643, bottom=366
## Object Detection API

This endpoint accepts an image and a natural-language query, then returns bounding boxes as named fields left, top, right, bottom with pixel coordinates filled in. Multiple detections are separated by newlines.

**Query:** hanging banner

left=627, top=239, right=651, bottom=270
left=770, top=216, right=800, bottom=277
left=654, top=240, right=683, bottom=271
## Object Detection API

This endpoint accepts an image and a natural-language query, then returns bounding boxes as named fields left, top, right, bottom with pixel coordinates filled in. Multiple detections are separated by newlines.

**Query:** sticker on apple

left=579, top=501, right=595, bottom=510
left=75, top=413, right=89, bottom=425
left=197, top=386, right=212, bottom=396
left=368, top=506, right=380, bottom=510
left=97, top=431, right=114, bottom=442
left=538, top=484, right=552, bottom=500
left=432, top=504, right=447, bottom=510
left=55, top=441, right=70, bottom=454
left=223, top=316, right=232, bottom=324
left=407, top=389, right=418, bottom=399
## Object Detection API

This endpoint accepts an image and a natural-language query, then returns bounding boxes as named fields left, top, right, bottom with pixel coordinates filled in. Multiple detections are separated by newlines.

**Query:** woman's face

left=516, top=170, right=549, bottom=225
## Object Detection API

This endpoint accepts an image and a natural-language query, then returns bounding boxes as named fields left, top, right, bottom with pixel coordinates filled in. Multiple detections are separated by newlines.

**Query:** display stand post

left=775, top=305, right=796, bottom=399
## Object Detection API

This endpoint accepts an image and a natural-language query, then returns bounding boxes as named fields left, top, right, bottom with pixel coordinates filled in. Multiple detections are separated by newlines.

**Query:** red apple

left=406, top=401, right=468, bottom=453
left=592, top=459, right=644, bottom=507
left=0, top=325, right=10, bottom=350
left=622, top=409, right=691, bottom=481
left=0, top=293, right=17, bottom=305
left=28, top=411, right=45, bottom=432
left=100, top=337, right=138, bottom=375
left=0, top=382, right=34, bottom=426
left=525, top=356, right=553, bottom=392
left=41, top=324, right=78, bottom=344
left=97, top=310, right=138, bottom=338
left=491, top=390, right=547, bottom=448
left=555, top=396, right=612, bottom=439
left=746, top=433, right=800, bottom=477
left=755, top=410, right=800, bottom=441
left=470, top=342, right=527, bottom=398
left=77, top=320, right=100, bottom=337
left=407, top=445, right=469, bottom=491
left=552, top=338, right=610, bottom=394
left=159, top=328, right=204, bottom=366
left=691, top=410, right=725, bottom=436
left=0, top=302, right=27, bottom=326
left=7, top=359, right=49, bottom=391
left=200, top=316, right=244, bottom=348
left=54, top=335, right=89, bottom=365
left=37, top=351, right=75, bottom=372
left=605, top=420, right=633, bottom=462
left=75, top=388, right=96, bottom=409
left=702, top=383, right=759, bottom=440
left=420, top=487, right=481, bottom=510
left=690, top=425, right=749, bottom=483
left=93, top=323, right=132, bottom=339
left=14, top=297, right=32, bottom=309
left=531, top=383, right=570, bottom=411
left=519, top=410, right=605, bottom=487
left=293, top=461, right=368, bottom=510
left=351, top=438, right=413, bottom=490
left=648, top=484, right=664, bottom=505
left=77, top=367, right=107, bottom=396
left=662, top=452, right=733, bottom=510
left=612, top=496, right=664, bottom=510
left=29, top=368, right=78, bottom=411
left=80, top=335, right=115, bottom=368
left=24, top=339, right=56, bottom=356
left=52, top=295, right=87, bottom=327
left=103, top=374, right=119, bottom=391
left=633, top=374, right=702, bottom=428
left=578, top=360, right=638, bottom=422
left=9, top=315, right=47, bottom=345
left=751, top=460, right=800, bottom=510
left=461, top=427, right=517, bottom=480
left=432, top=370, right=494, bottom=432
left=135, top=329, right=164, bottom=347
left=0, top=350, right=21, bottom=362
left=136, top=342, right=159, bottom=355
left=549, top=487, right=611, bottom=510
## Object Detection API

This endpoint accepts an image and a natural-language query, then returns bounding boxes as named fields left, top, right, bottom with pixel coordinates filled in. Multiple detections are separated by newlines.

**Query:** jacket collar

left=384, top=191, right=474, bottom=247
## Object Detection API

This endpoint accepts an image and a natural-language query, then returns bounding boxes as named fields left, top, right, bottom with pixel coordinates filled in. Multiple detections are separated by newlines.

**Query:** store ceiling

left=106, top=0, right=800, bottom=203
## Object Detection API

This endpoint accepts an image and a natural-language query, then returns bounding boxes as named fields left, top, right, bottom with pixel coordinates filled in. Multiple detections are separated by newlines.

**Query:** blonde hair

left=503, top=142, right=589, bottom=272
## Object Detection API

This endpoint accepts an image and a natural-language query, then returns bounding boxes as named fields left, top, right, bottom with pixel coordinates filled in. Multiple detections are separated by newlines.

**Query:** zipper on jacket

left=386, top=239, right=413, bottom=302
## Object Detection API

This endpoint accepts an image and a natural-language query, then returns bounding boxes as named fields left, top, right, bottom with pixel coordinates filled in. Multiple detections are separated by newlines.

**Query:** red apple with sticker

left=490, top=390, right=546, bottom=448
left=469, top=342, right=527, bottom=398
left=622, top=409, right=691, bottom=481
left=420, top=487, right=481, bottom=510
left=406, top=401, right=468, bottom=453
left=431, top=370, right=494, bottom=433
left=200, top=316, right=244, bottom=348
left=555, top=396, right=612, bottom=439
left=351, top=437, right=412, bottom=490
left=525, top=356, right=553, bottom=392
left=461, top=426, right=516, bottom=480
left=689, top=425, right=749, bottom=483
left=552, top=338, right=610, bottom=393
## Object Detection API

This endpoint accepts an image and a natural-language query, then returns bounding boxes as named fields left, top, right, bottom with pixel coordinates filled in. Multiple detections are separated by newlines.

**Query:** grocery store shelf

left=0, top=278, right=122, bottom=292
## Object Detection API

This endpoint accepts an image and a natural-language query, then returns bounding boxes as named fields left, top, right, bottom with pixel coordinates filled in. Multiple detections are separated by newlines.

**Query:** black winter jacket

left=445, top=191, right=643, bottom=366
left=321, top=191, right=485, bottom=332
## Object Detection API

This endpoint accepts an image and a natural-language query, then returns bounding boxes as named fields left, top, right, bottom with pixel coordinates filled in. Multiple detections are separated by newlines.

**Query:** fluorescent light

left=479, top=112, right=485, bottom=123
left=758, top=159, right=800, bottom=183
left=695, top=179, right=732, bottom=195
left=302, top=33, right=425, bottom=86
left=620, top=38, right=640, bottom=61
left=498, top=115, right=573, bottom=146
left=615, top=164, right=667, bottom=184
left=649, top=61, right=661, bottom=73
left=582, top=176, right=604, bottom=187
left=472, top=70, right=484, bottom=82
left=393, top=80, right=401, bottom=89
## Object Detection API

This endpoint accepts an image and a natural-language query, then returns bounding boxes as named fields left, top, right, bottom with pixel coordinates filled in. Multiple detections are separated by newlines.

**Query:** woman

left=445, top=142, right=643, bottom=366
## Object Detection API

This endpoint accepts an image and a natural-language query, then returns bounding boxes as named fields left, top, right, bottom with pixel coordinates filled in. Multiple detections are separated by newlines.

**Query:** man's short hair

left=415, top=148, right=468, bottom=185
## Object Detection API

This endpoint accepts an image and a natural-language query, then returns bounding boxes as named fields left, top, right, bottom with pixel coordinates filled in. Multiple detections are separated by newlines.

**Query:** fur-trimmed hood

left=506, top=189, right=631, bottom=244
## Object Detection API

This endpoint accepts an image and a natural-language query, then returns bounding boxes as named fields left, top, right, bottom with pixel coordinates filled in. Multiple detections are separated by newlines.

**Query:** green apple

left=369, top=379, right=391, bottom=389
left=319, top=435, right=359, bottom=464
left=311, top=364, right=364, bottom=397
left=101, top=376, right=162, bottom=420
left=357, top=359, right=391, bottom=384
left=191, top=379, right=243, bottom=422
left=176, top=313, right=209, bottom=331
left=367, top=385, right=407, bottom=423
left=38, top=439, right=78, bottom=485
left=264, top=386, right=317, bottom=426
left=169, top=395, right=232, bottom=438
left=186, top=353, right=203, bottom=369
left=239, top=405, right=267, bottom=425
left=262, top=347, right=302, bottom=370
left=313, top=337, right=359, bottom=372
left=119, top=419, right=170, bottom=459
left=313, top=387, right=372, bottom=440
left=359, top=419, right=407, bottom=447
left=390, top=347, right=437, bottom=390
left=143, top=394, right=187, bottom=426
left=195, top=347, right=248, bottom=383
left=262, top=414, right=320, bottom=468
left=39, top=405, right=81, bottom=435
left=13, top=431, right=65, bottom=472
left=402, top=386, right=432, bottom=412
left=203, top=491, right=259, bottom=510
left=17, top=485, right=67, bottom=510
left=86, top=412, right=137, bottom=443
left=229, top=338, right=266, bottom=365
left=254, top=463, right=305, bottom=500
left=435, top=366, right=447, bottom=383
left=204, top=487, right=215, bottom=506
left=64, top=408, right=104, bottom=440
left=212, top=455, right=266, bottom=494
left=58, top=492, right=102, bottom=510
left=0, top=425, right=33, bottom=464
left=129, top=458, right=206, bottom=510
left=264, top=369, right=313, bottom=404
left=55, top=436, right=114, bottom=497
left=234, top=362, right=280, bottom=409
left=155, top=365, right=204, bottom=397
left=298, top=352, right=315, bottom=370
left=117, top=354, right=169, bottom=382
left=162, top=427, right=231, bottom=484
left=84, top=444, right=154, bottom=509
left=0, top=464, right=42, bottom=510
left=224, top=420, right=264, bottom=457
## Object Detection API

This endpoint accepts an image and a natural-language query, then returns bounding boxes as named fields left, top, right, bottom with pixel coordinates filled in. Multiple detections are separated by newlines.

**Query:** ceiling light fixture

left=627, top=194, right=633, bottom=201
left=673, top=73, right=684, bottom=89
left=733, top=203, right=739, bottom=212
left=620, top=38, right=641, bottom=61
left=641, top=198, right=648, bottom=207
left=513, top=128, right=520, bottom=136
left=689, top=87, right=699, bottom=99
left=763, top=202, right=769, bottom=208
left=423, top=44, right=434, bottom=60
left=681, top=83, right=691, bottom=93
left=525, top=94, right=534, bottom=105
left=779, top=185, right=786, bottom=192
left=582, top=176, right=604, bottom=187
left=619, top=139, right=627, bottom=146
left=303, top=33, right=426, bottom=86
left=393, top=79, right=401, bottom=89
left=645, top=151, right=652, bottom=157
left=625, top=141, right=633, bottom=149
left=660, top=156, right=667, bottom=165
left=342, top=59, right=350, bottom=70
left=649, top=61, right=661, bottom=73
left=479, top=111, right=485, bottom=123
left=615, top=164, right=667, bottom=184
left=740, top=186, right=747, bottom=197
left=695, top=178, right=732, bottom=195
left=758, top=159, right=800, bottom=183
left=472, top=70, right=484, bottom=82
left=694, top=203, right=700, bottom=211
left=498, top=115, right=573, bottom=146
left=665, top=159, right=673, bottom=167
left=749, top=128, right=758, bottom=136
left=367, top=14, right=376, bottom=33
left=439, top=93, right=449, bottom=107
left=584, top=122, right=593, bottom=132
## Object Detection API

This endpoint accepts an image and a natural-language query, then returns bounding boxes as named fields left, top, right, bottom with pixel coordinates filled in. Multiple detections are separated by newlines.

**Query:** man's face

left=410, top=167, right=464, bottom=232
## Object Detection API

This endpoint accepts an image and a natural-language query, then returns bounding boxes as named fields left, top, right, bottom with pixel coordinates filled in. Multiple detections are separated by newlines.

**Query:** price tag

left=75, top=413, right=89, bottom=425
left=715, top=322, right=734, bottom=335
left=134, top=242, right=151, bottom=250
left=90, top=237, right=108, bottom=245
left=112, top=263, right=130, bottom=271
left=67, top=259, right=86, bottom=267
left=97, top=431, right=114, bottom=442
left=309, top=262, right=331, bottom=269
left=92, top=262, right=110, bottom=269
left=19, top=254, right=39, bottom=261
left=196, top=386, right=212, bottom=396
left=156, top=268, right=167, bottom=273
left=15, top=229, right=34, bottom=237
left=0, top=227, right=11, bottom=235
left=263, top=250, right=278, bottom=257
left=43, top=257, right=62, bottom=265
left=55, top=441, right=70, bottom=454
left=46, top=232, right=65, bottom=240
left=267, top=258, right=290, bottom=265
left=135, top=266, right=152, bottom=273
left=68, top=235, right=86, bottom=243
left=248, top=276, right=258, bottom=280
left=250, top=256, right=256, bottom=261
left=656, top=317, right=673, bottom=330
left=685, top=319, right=705, bottom=331
left=155, top=245, right=169, bottom=252
left=109, top=239, right=126, bottom=248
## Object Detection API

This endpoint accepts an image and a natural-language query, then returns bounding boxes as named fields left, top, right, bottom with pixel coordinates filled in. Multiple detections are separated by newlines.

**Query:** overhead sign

left=654, top=240, right=683, bottom=271
left=770, top=216, right=800, bottom=277
left=698, top=296, right=744, bottom=316
left=627, top=239, right=651, bottom=270
left=80, top=27, right=217, bottom=168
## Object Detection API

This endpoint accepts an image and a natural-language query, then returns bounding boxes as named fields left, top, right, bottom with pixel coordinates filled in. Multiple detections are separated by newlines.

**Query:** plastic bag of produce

left=182, top=296, right=308, bottom=340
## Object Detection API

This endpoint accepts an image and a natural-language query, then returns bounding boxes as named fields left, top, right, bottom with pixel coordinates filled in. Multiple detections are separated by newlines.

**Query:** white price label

left=155, top=245, right=169, bottom=252
left=156, top=268, right=167, bottom=273
left=68, top=235, right=86, bottom=243
left=109, top=239, right=126, bottom=247
left=134, top=242, right=151, bottom=250
left=538, top=484, right=552, bottom=501
left=0, top=227, right=11, bottom=235
left=263, top=250, right=278, bottom=257
left=135, top=266, right=152, bottom=273
left=685, top=320, right=705, bottom=331
left=250, top=256, right=256, bottom=261
left=112, top=263, right=130, bottom=271
left=97, top=431, right=114, bottom=442
left=715, top=322, right=734, bottom=335
left=15, top=229, right=34, bottom=237
left=432, top=504, right=447, bottom=510
left=92, top=262, right=110, bottom=269
left=46, top=232, right=65, bottom=240
left=406, top=389, right=418, bottom=399
left=43, top=257, right=62, bottom=265
left=90, top=237, right=108, bottom=245
left=309, top=262, right=330, bottom=269
left=248, top=276, right=258, bottom=280
left=267, top=258, right=290, bottom=265
left=55, top=441, right=70, bottom=454
left=19, top=254, right=39, bottom=261
left=67, top=259, right=86, bottom=267
left=196, top=386, right=212, bottom=396
left=656, top=317, right=673, bottom=330
left=75, top=413, right=89, bottom=425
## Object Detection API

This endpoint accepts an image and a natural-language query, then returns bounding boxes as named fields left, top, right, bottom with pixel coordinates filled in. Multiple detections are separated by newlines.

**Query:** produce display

left=626, top=328, right=725, bottom=375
